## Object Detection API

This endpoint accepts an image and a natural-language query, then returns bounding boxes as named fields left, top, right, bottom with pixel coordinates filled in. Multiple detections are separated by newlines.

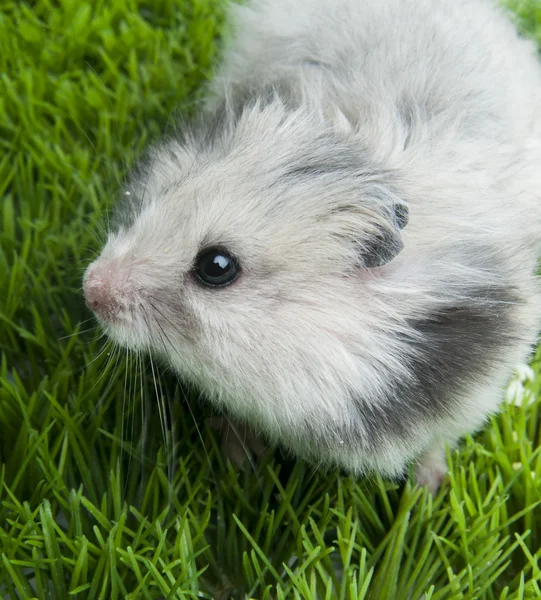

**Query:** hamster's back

left=215, top=0, right=541, bottom=143
left=212, top=0, right=541, bottom=252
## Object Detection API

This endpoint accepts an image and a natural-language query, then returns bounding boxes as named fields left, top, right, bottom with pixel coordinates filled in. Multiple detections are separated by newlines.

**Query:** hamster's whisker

left=180, top=379, right=219, bottom=486
left=79, top=208, right=108, bottom=245
left=75, top=106, right=100, bottom=155
left=145, top=295, right=188, bottom=342
left=137, top=350, right=148, bottom=502
left=146, top=299, right=186, bottom=346
left=304, top=460, right=323, bottom=488
left=137, top=172, right=150, bottom=220
left=90, top=342, right=122, bottom=416
left=79, top=340, right=120, bottom=408
left=147, top=308, right=219, bottom=484
left=141, top=306, right=177, bottom=495
left=87, top=223, right=106, bottom=247
left=165, top=385, right=177, bottom=492
left=222, top=413, right=264, bottom=493
left=150, top=355, right=169, bottom=464
left=104, top=202, right=111, bottom=236
left=143, top=310, right=178, bottom=445
left=155, top=359, right=171, bottom=463
left=126, top=348, right=138, bottom=496
left=120, top=156, right=130, bottom=188
left=121, top=345, right=130, bottom=497
left=78, top=338, right=113, bottom=374
left=70, top=316, right=96, bottom=328
left=154, top=359, right=177, bottom=490
left=59, top=325, right=100, bottom=341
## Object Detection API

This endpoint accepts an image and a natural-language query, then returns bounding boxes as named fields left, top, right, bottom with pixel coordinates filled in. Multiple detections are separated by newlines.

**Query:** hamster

left=83, top=0, right=541, bottom=493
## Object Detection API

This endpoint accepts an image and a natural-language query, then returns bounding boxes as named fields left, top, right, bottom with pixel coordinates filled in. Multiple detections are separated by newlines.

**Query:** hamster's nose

left=83, top=269, right=119, bottom=320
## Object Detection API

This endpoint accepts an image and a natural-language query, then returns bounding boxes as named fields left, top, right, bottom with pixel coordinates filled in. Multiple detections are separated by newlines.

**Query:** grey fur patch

left=280, top=146, right=409, bottom=268
left=355, top=282, right=522, bottom=446
left=393, top=203, right=409, bottom=229
left=360, top=223, right=405, bottom=268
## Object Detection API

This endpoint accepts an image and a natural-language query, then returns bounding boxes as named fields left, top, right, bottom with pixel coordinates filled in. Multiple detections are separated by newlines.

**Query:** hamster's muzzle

left=83, top=264, right=123, bottom=322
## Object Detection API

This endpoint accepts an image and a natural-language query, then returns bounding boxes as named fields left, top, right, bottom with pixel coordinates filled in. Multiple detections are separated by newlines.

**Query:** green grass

left=1, top=0, right=541, bottom=598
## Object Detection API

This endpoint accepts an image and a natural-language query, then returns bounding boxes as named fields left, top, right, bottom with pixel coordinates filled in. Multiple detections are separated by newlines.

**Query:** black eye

left=194, top=247, right=239, bottom=287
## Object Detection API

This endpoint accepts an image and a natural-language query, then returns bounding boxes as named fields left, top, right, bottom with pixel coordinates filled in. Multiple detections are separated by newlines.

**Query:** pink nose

left=83, top=271, right=119, bottom=319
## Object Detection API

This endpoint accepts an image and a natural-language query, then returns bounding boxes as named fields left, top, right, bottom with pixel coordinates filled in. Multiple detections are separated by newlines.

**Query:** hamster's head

left=83, top=100, right=410, bottom=459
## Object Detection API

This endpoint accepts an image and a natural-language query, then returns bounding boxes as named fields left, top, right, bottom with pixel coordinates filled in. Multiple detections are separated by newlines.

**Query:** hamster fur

left=83, top=0, right=541, bottom=491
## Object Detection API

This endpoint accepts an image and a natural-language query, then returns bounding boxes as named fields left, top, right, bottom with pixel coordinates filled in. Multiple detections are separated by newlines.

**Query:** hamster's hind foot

left=414, top=445, right=449, bottom=496
left=208, top=416, right=267, bottom=469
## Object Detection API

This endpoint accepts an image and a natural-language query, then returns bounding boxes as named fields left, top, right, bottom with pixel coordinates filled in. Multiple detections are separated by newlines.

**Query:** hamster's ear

left=359, top=203, right=409, bottom=268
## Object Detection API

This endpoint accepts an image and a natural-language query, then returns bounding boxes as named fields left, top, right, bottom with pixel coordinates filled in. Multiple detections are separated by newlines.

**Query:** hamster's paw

left=208, top=416, right=267, bottom=469
left=414, top=445, right=449, bottom=496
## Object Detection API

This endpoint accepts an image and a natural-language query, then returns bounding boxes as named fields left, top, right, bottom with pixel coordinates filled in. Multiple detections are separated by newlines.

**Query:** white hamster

left=84, top=0, right=541, bottom=492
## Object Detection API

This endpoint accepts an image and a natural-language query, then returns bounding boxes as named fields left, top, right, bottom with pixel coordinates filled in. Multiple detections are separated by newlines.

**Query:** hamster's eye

left=194, top=247, right=239, bottom=287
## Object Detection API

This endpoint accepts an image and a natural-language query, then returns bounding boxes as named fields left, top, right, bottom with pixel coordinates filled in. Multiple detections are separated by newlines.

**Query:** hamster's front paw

left=414, top=445, right=449, bottom=496
left=208, top=416, right=267, bottom=469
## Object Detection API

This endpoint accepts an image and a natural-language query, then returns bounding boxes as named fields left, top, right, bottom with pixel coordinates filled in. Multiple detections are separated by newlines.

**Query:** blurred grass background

left=1, top=0, right=541, bottom=598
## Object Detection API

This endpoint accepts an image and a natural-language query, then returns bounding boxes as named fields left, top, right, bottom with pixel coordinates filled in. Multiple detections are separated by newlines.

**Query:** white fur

left=85, top=0, right=541, bottom=483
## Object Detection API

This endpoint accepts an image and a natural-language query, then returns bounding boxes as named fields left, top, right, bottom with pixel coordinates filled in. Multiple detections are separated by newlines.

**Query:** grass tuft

left=1, top=0, right=541, bottom=598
